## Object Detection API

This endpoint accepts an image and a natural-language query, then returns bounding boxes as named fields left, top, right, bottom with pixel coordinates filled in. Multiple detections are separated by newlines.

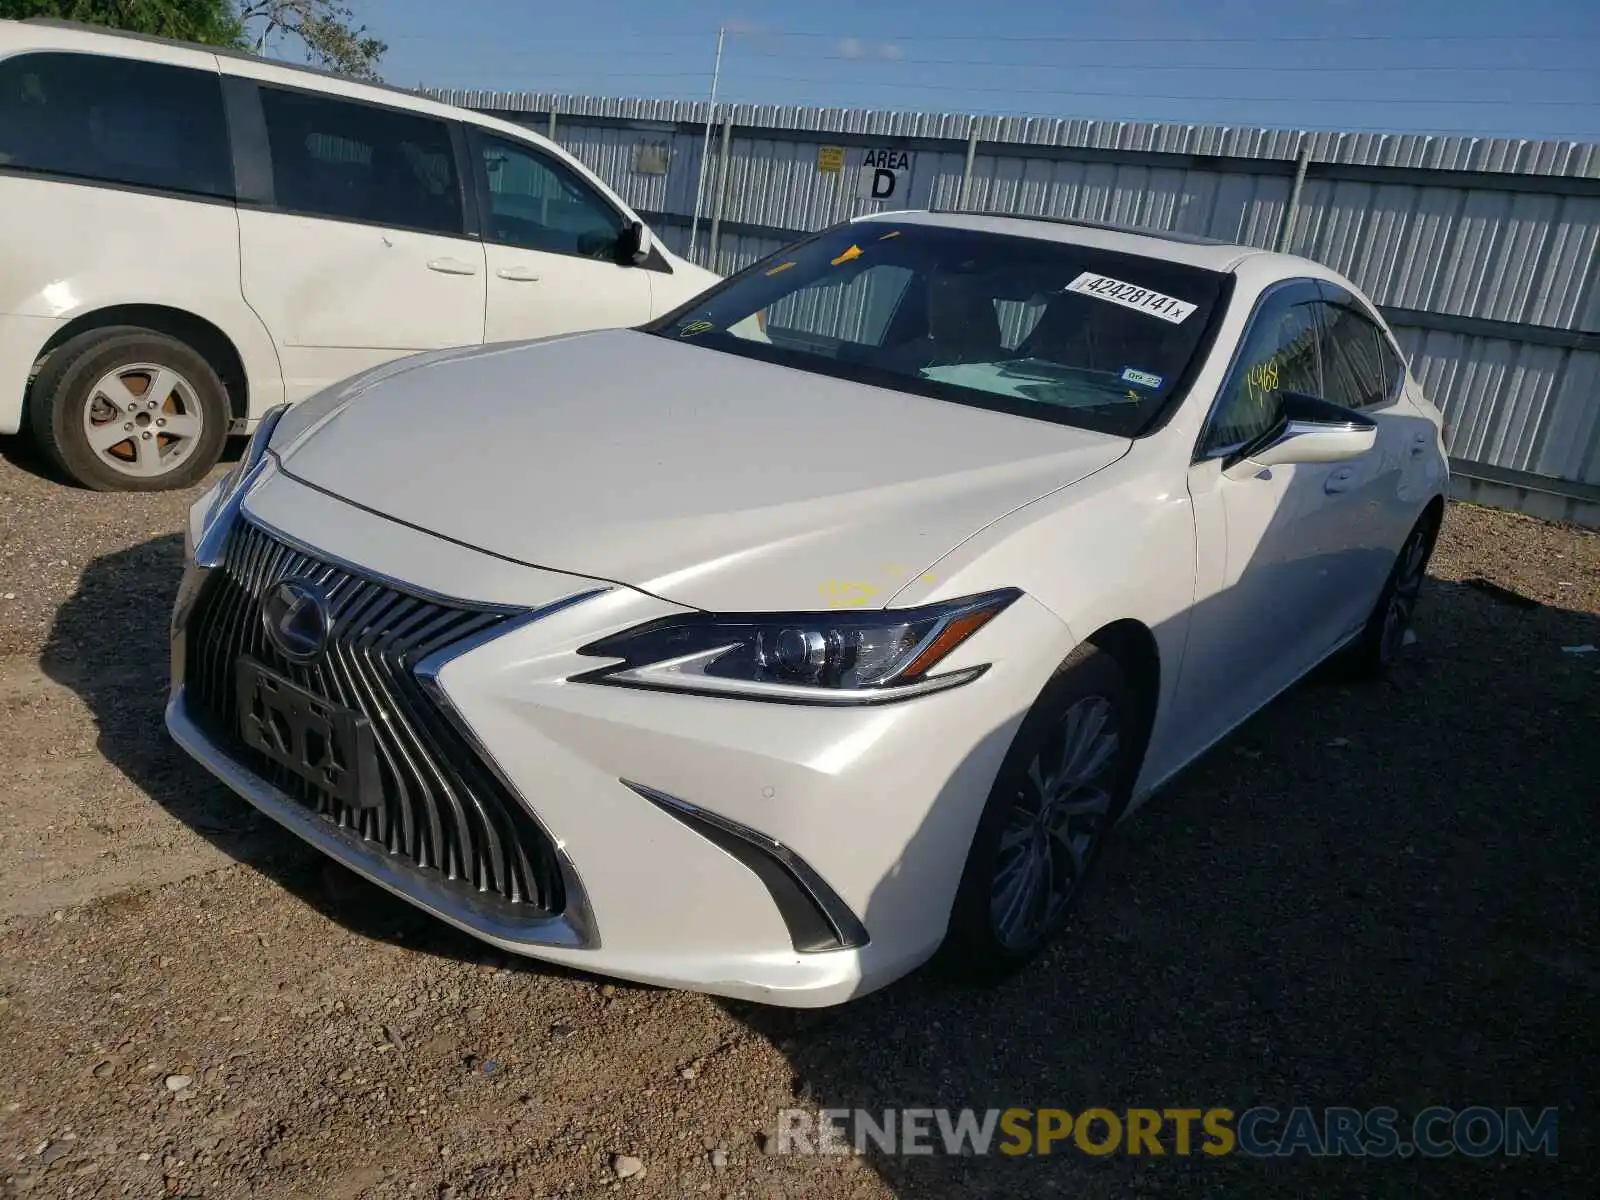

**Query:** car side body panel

left=0, top=172, right=287, bottom=433
left=886, top=252, right=1450, bottom=808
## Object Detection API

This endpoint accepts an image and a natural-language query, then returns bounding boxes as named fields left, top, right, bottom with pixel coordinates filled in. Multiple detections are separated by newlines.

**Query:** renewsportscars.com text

left=776, top=1105, right=1559, bottom=1158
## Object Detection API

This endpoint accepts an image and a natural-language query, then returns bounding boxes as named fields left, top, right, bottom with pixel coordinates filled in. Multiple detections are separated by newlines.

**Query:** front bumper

left=166, top=468, right=1074, bottom=1005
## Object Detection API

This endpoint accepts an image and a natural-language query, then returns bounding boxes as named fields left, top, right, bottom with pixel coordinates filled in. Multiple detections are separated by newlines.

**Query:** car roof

left=2, top=17, right=589, bottom=171
left=856, top=209, right=1314, bottom=277
left=9, top=17, right=425, bottom=100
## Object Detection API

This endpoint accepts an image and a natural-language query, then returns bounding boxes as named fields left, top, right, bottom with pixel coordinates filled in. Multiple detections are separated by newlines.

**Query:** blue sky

left=347, top=0, right=1600, bottom=140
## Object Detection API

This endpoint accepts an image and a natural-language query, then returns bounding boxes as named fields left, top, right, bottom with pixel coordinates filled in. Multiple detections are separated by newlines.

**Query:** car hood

left=276, top=330, right=1128, bottom=611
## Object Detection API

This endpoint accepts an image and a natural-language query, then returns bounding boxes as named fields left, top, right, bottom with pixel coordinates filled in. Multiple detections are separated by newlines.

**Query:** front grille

left=183, top=519, right=565, bottom=915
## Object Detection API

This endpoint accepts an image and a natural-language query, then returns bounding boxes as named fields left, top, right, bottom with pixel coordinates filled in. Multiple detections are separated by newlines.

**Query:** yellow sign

left=817, top=145, right=845, bottom=174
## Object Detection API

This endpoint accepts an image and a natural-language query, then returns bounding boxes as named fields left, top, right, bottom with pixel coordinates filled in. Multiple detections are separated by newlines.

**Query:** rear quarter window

left=0, top=52, right=233, bottom=198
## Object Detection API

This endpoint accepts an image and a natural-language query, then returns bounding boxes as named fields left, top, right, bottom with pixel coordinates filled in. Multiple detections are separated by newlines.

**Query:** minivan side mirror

left=1223, top=391, right=1377, bottom=479
left=616, top=220, right=653, bottom=266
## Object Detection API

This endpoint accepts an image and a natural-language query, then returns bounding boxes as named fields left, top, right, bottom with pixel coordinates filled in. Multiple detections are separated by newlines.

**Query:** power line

left=385, top=29, right=1600, bottom=46
left=733, top=51, right=1600, bottom=74
left=408, top=43, right=1599, bottom=74
left=741, top=78, right=1599, bottom=108
left=727, top=30, right=1600, bottom=44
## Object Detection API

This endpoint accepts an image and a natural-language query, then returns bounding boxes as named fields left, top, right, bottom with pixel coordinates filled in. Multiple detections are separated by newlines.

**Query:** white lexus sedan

left=167, top=210, right=1449, bottom=1007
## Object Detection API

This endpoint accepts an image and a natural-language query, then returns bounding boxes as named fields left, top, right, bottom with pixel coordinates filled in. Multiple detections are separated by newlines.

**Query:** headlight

left=193, top=403, right=288, bottom=566
left=574, top=589, right=1019, bottom=704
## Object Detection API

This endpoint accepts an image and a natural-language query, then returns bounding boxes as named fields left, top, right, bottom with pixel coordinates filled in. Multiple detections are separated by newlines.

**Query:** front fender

left=889, top=446, right=1197, bottom=793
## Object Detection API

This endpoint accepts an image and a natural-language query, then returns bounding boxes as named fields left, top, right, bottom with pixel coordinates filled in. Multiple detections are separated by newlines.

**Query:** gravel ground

left=0, top=438, right=1596, bottom=1200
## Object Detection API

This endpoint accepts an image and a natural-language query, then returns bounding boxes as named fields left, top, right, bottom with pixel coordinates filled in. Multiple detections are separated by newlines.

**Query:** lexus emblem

left=262, top=577, right=332, bottom=662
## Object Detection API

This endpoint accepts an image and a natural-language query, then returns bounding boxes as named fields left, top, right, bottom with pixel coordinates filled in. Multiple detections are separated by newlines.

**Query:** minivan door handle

left=495, top=266, right=541, bottom=282
left=426, top=257, right=479, bottom=276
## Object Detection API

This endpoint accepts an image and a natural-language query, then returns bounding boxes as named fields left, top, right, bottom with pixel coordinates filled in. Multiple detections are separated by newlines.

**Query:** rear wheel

left=29, top=327, right=229, bottom=491
left=1349, top=507, right=1441, bottom=676
left=938, top=643, right=1145, bottom=983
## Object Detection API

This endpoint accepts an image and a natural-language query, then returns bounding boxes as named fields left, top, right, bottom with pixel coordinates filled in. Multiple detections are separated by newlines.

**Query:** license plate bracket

left=236, top=657, right=381, bottom=809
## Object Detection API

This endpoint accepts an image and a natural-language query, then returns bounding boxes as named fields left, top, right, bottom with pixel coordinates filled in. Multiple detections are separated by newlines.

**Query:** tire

left=29, top=327, right=230, bottom=492
left=937, top=642, right=1146, bottom=985
left=1347, top=507, right=1442, bottom=678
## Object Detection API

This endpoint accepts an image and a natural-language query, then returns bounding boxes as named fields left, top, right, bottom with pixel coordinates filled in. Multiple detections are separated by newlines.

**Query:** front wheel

left=29, top=327, right=230, bottom=491
left=938, top=643, right=1145, bottom=984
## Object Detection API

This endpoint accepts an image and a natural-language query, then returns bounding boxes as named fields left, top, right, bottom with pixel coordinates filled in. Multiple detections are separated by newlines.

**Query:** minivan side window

left=259, top=86, right=463, bottom=235
left=1203, top=291, right=1323, bottom=453
left=0, top=52, right=232, bottom=198
left=1319, top=303, right=1402, bottom=410
left=477, top=133, right=625, bottom=258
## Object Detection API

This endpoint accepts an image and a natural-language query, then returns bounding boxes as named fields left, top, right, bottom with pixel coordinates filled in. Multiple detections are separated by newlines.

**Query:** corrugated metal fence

left=435, top=90, right=1600, bottom=524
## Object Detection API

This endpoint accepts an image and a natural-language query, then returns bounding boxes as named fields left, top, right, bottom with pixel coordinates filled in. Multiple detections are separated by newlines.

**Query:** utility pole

left=687, top=26, right=726, bottom=265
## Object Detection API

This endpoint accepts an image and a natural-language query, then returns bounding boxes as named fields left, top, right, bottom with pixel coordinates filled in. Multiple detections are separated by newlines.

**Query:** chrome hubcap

left=991, top=696, right=1120, bottom=950
left=1380, top=525, right=1431, bottom=662
left=81, top=363, right=204, bottom=478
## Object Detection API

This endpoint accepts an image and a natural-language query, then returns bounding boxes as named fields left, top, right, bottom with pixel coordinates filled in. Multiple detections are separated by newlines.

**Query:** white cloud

left=836, top=39, right=904, bottom=61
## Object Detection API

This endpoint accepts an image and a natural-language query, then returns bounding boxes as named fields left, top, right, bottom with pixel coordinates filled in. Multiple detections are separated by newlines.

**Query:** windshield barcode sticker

left=1065, top=273, right=1196, bottom=324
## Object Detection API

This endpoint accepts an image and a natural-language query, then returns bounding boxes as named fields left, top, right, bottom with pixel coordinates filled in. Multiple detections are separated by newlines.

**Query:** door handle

left=1324, top=466, right=1357, bottom=494
left=426, top=257, right=479, bottom=276
left=1409, top=432, right=1431, bottom=456
left=495, top=266, right=541, bottom=282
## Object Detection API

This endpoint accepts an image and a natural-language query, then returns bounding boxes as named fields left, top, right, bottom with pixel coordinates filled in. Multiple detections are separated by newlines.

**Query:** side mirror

left=616, top=220, right=653, bottom=266
left=1223, top=391, right=1377, bottom=480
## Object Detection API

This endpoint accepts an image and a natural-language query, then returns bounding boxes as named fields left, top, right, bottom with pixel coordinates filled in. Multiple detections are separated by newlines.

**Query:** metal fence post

left=1276, top=136, right=1311, bottom=253
left=708, top=112, right=734, bottom=268
left=547, top=111, right=557, bottom=142
left=957, top=118, right=979, bottom=211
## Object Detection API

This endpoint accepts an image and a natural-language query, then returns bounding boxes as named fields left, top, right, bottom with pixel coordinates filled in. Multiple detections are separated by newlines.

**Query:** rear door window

left=259, top=86, right=463, bottom=235
left=0, top=51, right=232, bottom=198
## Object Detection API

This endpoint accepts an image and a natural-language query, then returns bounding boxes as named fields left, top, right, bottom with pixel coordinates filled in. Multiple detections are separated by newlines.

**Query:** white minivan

left=0, top=19, right=720, bottom=490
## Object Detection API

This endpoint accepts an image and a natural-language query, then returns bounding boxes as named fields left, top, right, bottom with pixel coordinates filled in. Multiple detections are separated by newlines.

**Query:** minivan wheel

left=937, top=643, right=1143, bottom=985
left=29, top=327, right=230, bottom=491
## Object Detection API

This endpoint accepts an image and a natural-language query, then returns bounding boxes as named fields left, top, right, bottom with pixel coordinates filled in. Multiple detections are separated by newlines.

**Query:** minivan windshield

left=646, top=222, right=1229, bottom=435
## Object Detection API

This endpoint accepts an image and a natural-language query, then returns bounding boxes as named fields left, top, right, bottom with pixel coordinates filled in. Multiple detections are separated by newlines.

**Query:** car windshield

left=646, top=222, right=1230, bottom=435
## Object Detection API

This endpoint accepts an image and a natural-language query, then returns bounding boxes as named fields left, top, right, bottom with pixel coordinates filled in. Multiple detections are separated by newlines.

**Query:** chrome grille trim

left=181, top=518, right=568, bottom=916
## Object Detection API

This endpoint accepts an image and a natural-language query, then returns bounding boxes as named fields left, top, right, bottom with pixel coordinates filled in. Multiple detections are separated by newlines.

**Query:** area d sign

left=857, top=147, right=913, bottom=201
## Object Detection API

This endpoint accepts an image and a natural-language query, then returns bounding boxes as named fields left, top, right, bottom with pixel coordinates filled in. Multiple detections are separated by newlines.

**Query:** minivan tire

left=29, top=327, right=230, bottom=492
